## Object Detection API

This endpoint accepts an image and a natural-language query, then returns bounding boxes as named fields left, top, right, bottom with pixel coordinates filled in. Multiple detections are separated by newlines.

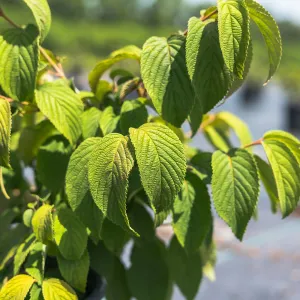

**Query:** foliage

left=0, top=1, right=299, bottom=300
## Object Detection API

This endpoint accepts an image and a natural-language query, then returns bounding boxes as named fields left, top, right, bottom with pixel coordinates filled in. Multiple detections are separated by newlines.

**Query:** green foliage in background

left=0, top=1, right=299, bottom=300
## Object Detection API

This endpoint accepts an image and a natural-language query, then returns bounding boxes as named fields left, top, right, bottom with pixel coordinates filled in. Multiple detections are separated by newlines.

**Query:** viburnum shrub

left=0, top=0, right=299, bottom=299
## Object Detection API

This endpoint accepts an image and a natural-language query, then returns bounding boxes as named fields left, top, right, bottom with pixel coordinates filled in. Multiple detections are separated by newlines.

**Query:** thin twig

left=0, top=167, right=10, bottom=200
left=243, top=138, right=263, bottom=149
left=0, top=95, right=13, bottom=103
left=0, top=8, right=20, bottom=28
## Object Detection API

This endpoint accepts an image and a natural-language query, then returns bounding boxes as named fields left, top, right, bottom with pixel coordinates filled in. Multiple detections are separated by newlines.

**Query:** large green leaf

left=141, top=35, right=194, bottom=126
left=23, top=0, right=51, bottom=42
left=168, top=236, right=202, bottom=300
left=89, top=45, right=141, bottom=91
left=53, top=207, right=88, bottom=260
left=218, top=0, right=250, bottom=78
left=0, top=25, right=39, bottom=101
left=35, top=81, right=84, bottom=144
left=129, top=123, right=186, bottom=214
left=173, top=169, right=212, bottom=253
left=88, top=134, right=135, bottom=233
left=42, top=278, right=77, bottom=300
left=212, top=149, right=259, bottom=240
left=262, top=137, right=300, bottom=217
left=81, top=107, right=102, bottom=139
left=32, top=204, right=53, bottom=243
left=0, top=99, right=11, bottom=168
left=245, top=0, right=282, bottom=83
left=57, top=251, right=89, bottom=293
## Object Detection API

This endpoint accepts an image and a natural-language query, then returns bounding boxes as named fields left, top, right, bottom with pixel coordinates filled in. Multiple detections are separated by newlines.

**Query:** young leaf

left=187, top=21, right=231, bottom=113
left=23, top=0, right=51, bottom=42
left=129, top=123, right=186, bottom=214
left=81, top=107, right=102, bottom=139
left=57, top=251, right=89, bottom=293
left=88, top=134, right=136, bottom=233
left=0, top=99, right=11, bottom=168
left=245, top=0, right=282, bottom=83
left=141, top=34, right=194, bottom=126
left=0, top=25, right=39, bottom=101
left=42, top=278, right=77, bottom=300
left=35, top=81, right=84, bottom=144
left=173, top=169, right=212, bottom=253
left=212, top=149, right=260, bottom=240
left=168, top=236, right=202, bottom=300
left=99, top=106, right=120, bottom=136
left=53, top=207, right=88, bottom=260
left=89, top=45, right=141, bottom=91
left=31, top=204, right=53, bottom=243
left=218, top=0, right=250, bottom=78
left=29, top=283, right=43, bottom=300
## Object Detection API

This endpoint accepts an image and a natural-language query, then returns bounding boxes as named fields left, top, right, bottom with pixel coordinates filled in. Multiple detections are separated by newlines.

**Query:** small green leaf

left=32, top=204, right=53, bottom=243
left=35, top=81, right=84, bottom=144
left=190, top=152, right=213, bottom=184
left=218, top=0, right=250, bottom=78
left=89, top=45, right=141, bottom=91
left=168, top=236, right=202, bottom=300
left=42, top=278, right=78, bottom=300
left=0, top=25, right=39, bottom=101
left=23, top=209, right=34, bottom=227
left=23, top=0, right=51, bottom=42
left=0, top=99, right=11, bottom=168
left=245, top=0, right=282, bottom=83
left=99, top=106, right=120, bottom=136
left=53, top=207, right=88, bottom=260
left=141, top=35, right=194, bottom=126
left=88, top=134, right=136, bottom=233
left=29, top=283, right=43, bottom=300
left=81, top=107, right=102, bottom=139
left=0, top=275, right=35, bottom=299
left=129, top=123, right=186, bottom=214
left=212, top=149, right=260, bottom=240
left=173, top=169, right=212, bottom=253
left=94, top=80, right=113, bottom=103
left=57, top=250, right=89, bottom=293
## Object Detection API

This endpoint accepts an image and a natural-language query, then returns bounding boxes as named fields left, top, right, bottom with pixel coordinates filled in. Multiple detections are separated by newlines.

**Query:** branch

left=0, top=8, right=21, bottom=28
left=243, top=138, right=263, bottom=149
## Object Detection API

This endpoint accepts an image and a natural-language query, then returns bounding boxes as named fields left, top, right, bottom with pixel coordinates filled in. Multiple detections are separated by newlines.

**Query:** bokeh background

left=2, top=0, right=300, bottom=299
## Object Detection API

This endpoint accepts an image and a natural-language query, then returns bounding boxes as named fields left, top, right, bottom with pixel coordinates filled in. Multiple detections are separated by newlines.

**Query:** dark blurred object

left=287, top=101, right=300, bottom=132
left=241, top=81, right=262, bottom=105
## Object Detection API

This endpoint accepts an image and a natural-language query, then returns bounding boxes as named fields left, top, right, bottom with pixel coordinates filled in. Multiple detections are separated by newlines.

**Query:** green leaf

left=245, top=0, right=282, bottom=83
left=190, top=152, right=213, bottom=184
left=29, top=283, right=43, bottom=300
left=0, top=99, right=11, bottom=168
left=120, top=99, right=148, bottom=135
left=94, top=80, right=113, bottom=103
left=88, top=134, right=136, bottom=233
left=42, top=278, right=77, bottom=300
left=89, top=45, right=141, bottom=91
left=80, top=108, right=102, bottom=139
left=262, top=137, right=300, bottom=217
left=37, top=136, right=72, bottom=193
left=0, top=25, right=39, bottom=101
left=23, top=209, right=34, bottom=227
left=32, top=204, right=53, bottom=243
left=141, top=34, right=194, bottom=126
left=129, top=123, right=186, bottom=214
left=127, top=241, right=171, bottom=300
left=173, top=169, right=212, bottom=253
left=218, top=0, right=250, bottom=78
left=255, top=155, right=278, bottom=213
left=35, top=81, right=84, bottom=144
left=187, top=20, right=231, bottom=113
left=57, top=250, right=89, bottom=293
left=0, top=274, right=35, bottom=300
left=53, top=207, right=88, bottom=260
left=99, top=106, right=120, bottom=136
left=212, top=149, right=260, bottom=240
left=23, top=0, right=51, bottom=42
left=168, top=236, right=202, bottom=300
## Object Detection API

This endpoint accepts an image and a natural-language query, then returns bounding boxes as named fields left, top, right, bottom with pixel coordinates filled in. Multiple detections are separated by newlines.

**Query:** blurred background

left=1, top=0, right=300, bottom=299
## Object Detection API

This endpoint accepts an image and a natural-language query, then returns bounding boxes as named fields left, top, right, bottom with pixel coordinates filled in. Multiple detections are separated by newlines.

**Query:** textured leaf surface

left=23, top=0, right=51, bottom=42
left=89, top=134, right=135, bottom=233
left=99, top=106, right=120, bottom=136
left=0, top=274, right=35, bottom=300
left=218, top=0, right=250, bottom=78
left=0, top=25, right=39, bottom=101
left=32, top=204, right=53, bottom=243
left=0, top=99, right=11, bottom=168
left=42, top=279, right=77, bottom=300
left=53, top=208, right=88, bottom=260
left=245, top=0, right=282, bottom=83
left=212, top=149, right=259, bottom=240
left=35, top=82, right=84, bottom=144
left=168, top=236, right=202, bottom=300
left=57, top=251, right=89, bottom=293
left=129, top=123, right=186, bottom=213
left=81, top=108, right=102, bottom=139
left=173, top=169, right=212, bottom=253
left=141, top=35, right=194, bottom=126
